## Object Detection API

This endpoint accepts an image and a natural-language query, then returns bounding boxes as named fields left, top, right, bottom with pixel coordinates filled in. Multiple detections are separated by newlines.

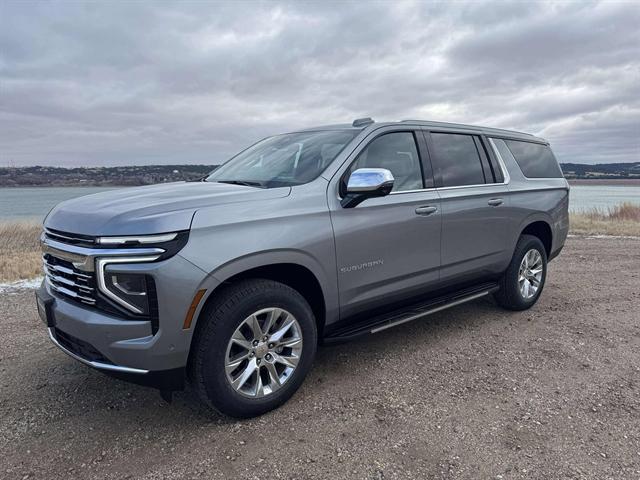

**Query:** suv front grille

left=42, top=228, right=163, bottom=331
left=43, top=254, right=97, bottom=306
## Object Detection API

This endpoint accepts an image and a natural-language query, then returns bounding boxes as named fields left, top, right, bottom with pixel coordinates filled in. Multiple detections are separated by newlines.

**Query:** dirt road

left=1, top=236, right=639, bottom=479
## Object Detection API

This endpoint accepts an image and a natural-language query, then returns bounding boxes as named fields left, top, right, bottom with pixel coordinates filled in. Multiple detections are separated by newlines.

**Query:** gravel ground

left=1, top=236, right=639, bottom=480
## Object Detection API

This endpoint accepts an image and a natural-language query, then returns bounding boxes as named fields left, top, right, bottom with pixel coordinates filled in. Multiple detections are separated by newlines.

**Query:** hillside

left=0, top=162, right=638, bottom=187
left=0, top=165, right=218, bottom=187
left=560, top=162, right=639, bottom=179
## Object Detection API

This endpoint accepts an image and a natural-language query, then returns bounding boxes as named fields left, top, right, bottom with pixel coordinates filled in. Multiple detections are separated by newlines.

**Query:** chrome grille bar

left=44, top=261, right=91, bottom=279
left=43, top=254, right=97, bottom=306
left=45, top=270, right=94, bottom=292
left=47, top=282, right=96, bottom=305
left=41, top=235, right=164, bottom=272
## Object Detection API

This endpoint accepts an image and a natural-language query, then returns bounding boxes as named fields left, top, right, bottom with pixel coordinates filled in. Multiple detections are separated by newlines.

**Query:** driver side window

left=349, top=132, right=423, bottom=192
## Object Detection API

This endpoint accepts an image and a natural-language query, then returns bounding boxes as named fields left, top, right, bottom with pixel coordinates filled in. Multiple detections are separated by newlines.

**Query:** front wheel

left=494, top=234, right=548, bottom=311
left=189, top=279, right=317, bottom=418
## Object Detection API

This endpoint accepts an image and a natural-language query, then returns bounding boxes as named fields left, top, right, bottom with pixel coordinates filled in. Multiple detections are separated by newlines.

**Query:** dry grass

left=0, top=204, right=639, bottom=282
left=570, top=202, right=640, bottom=237
left=0, top=221, right=42, bottom=282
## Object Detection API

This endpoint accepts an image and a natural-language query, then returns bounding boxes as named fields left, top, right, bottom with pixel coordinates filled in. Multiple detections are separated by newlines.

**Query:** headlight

left=95, top=231, right=189, bottom=260
left=92, top=231, right=188, bottom=316
left=104, top=272, right=152, bottom=315
left=96, top=256, right=159, bottom=315
left=96, top=232, right=178, bottom=245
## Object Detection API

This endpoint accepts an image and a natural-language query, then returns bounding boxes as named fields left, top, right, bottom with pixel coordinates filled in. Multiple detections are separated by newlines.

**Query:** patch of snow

left=0, top=276, right=43, bottom=293
left=568, top=234, right=639, bottom=240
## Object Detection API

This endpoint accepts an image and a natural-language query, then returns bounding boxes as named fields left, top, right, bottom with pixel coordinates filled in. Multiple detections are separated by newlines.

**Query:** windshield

left=206, top=130, right=358, bottom=187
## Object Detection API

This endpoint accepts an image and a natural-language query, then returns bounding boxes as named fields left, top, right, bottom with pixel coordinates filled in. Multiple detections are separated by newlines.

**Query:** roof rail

left=400, top=119, right=534, bottom=137
left=352, top=117, right=374, bottom=127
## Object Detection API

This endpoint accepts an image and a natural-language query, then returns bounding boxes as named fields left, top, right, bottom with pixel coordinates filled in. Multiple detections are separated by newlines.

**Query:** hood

left=44, top=181, right=291, bottom=235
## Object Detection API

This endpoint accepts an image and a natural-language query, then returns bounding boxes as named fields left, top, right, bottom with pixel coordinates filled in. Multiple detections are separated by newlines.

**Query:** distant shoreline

left=0, top=184, right=132, bottom=188
left=2, top=163, right=637, bottom=187
left=0, top=164, right=217, bottom=188
left=1, top=179, right=639, bottom=188
left=567, top=179, right=640, bottom=186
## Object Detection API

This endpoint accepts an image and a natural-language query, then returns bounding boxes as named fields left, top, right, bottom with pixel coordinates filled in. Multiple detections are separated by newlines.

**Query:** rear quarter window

left=503, top=139, right=563, bottom=178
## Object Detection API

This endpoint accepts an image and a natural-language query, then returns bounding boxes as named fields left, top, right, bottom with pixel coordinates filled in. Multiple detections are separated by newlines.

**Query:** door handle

left=488, top=198, right=503, bottom=207
left=415, top=206, right=438, bottom=216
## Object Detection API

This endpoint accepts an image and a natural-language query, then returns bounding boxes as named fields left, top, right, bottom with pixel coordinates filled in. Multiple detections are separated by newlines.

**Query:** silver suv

left=36, top=118, right=569, bottom=417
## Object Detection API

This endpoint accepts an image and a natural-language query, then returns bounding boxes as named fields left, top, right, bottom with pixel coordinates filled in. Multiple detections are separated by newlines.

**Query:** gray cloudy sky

left=1, top=0, right=639, bottom=166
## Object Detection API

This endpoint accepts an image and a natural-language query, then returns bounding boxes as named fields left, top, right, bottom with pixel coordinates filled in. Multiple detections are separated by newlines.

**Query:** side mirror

left=341, top=168, right=394, bottom=208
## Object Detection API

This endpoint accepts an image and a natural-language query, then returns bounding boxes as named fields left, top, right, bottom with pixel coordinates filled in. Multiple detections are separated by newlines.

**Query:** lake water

left=0, top=187, right=123, bottom=221
left=0, top=184, right=639, bottom=220
left=567, top=184, right=640, bottom=212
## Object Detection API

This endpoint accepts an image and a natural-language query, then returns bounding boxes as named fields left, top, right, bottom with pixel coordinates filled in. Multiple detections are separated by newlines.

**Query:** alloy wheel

left=518, top=249, right=543, bottom=300
left=224, top=307, right=303, bottom=398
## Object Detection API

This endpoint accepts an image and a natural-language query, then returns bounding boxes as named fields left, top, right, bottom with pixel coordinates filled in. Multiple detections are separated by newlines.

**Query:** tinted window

left=350, top=132, right=423, bottom=192
left=430, top=133, right=486, bottom=187
left=504, top=140, right=563, bottom=178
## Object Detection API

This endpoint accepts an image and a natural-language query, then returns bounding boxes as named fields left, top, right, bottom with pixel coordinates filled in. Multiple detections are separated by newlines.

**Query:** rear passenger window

left=429, top=133, right=486, bottom=187
left=503, top=140, right=563, bottom=178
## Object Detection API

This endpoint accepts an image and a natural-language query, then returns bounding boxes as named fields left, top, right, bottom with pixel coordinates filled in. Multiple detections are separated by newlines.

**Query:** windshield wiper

left=216, top=180, right=265, bottom=188
left=189, top=175, right=208, bottom=182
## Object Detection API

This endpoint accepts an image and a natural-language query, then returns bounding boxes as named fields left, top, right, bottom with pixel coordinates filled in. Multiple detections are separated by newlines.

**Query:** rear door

left=425, top=130, right=510, bottom=283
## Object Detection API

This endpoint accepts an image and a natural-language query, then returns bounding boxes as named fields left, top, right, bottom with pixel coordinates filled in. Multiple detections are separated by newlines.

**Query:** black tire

left=189, top=279, right=317, bottom=418
left=494, top=234, right=548, bottom=311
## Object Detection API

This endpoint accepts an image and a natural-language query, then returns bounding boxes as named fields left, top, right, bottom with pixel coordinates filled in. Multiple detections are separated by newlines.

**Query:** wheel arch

left=191, top=251, right=334, bottom=345
left=520, top=219, right=553, bottom=257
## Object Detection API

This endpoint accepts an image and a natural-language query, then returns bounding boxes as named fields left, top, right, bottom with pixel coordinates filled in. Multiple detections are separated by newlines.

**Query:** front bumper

left=36, top=252, right=212, bottom=390
left=45, top=324, right=184, bottom=390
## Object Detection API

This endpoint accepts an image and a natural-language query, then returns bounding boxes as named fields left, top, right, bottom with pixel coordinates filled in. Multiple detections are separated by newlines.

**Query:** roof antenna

left=352, top=117, right=374, bottom=127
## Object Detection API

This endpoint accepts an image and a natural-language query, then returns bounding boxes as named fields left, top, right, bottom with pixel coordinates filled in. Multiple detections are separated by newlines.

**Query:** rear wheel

left=189, top=279, right=317, bottom=418
left=494, top=234, right=547, bottom=311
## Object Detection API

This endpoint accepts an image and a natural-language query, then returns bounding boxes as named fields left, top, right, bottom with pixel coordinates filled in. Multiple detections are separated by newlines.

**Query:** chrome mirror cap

left=346, top=168, right=395, bottom=193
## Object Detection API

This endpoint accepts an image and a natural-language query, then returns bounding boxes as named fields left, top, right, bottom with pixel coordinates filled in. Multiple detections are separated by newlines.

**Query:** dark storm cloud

left=1, top=0, right=638, bottom=166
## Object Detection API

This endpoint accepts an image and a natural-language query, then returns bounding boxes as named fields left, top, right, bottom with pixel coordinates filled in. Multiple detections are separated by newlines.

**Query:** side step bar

left=370, top=289, right=492, bottom=333
left=324, top=282, right=499, bottom=343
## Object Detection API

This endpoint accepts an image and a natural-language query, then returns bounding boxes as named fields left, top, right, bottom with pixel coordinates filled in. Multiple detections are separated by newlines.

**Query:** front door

left=329, top=130, right=442, bottom=319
